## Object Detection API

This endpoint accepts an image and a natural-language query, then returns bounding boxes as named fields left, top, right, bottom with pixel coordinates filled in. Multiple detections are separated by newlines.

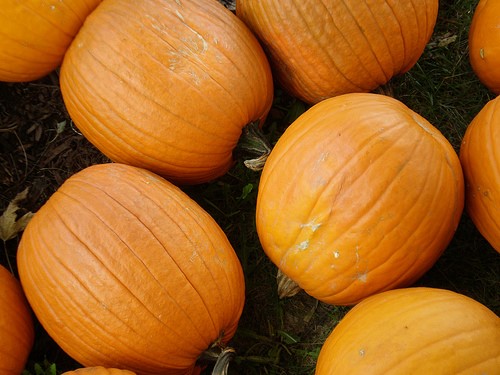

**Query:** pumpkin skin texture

left=256, top=93, right=464, bottom=305
left=62, top=368, right=137, bottom=375
left=469, top=0, right=500, bottom=95
left=0, top=0, right=102, bottom=82
left=237, top=0, right=438, bottom=104
left=0, top=265, right=34, bottom=375
left=60, top=0, right=273, bottom=185
left=17, top=163, right=245, bottom=375
left=315, top=287, right=500, bottom=374
left=460, top=96, right=500, bottom=253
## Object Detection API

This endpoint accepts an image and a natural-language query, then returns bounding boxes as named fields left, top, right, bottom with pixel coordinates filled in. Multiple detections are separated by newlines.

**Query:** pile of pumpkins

left=1, top=0, right=499, bottom=374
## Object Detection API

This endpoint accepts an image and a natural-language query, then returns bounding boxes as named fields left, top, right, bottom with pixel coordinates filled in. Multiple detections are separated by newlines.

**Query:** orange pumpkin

left=60, top=0, right=273, bottom=185
left=17, top=163, right=245, bottom=375
left=460, top=95, right=500, bottom=253
left=62, top=367, right=136, bottom=375
left=256, top=93, right=464, bottom=305
left=469, top=0, right=500, bottom=94
left=315, top=287, right=500, bottom=374
left=0, top=265, right=34, bottom=375
left=237, top=0, right=438, bottom=104
left=0, top=0, right=102, bottom=82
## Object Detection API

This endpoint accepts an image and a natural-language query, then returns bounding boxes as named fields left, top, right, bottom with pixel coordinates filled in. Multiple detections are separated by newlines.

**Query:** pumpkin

left=60, top=0, right=273, bottom=185
left=256, top=93, right=464, bottom=305
left=0, top=0, right=102, bottom=82
left=0, top=264, right=34, bottom=375
left=62, top=367, right=136, bottom=375
left=469, top=0, right=500, bottom=94
left=17, top=163, right=245, bottom=375
left=315, top=287, right=500, bottom=374
left=236, top=0, right=438, bottom=104
left=460, top=95, right=500, bottom=253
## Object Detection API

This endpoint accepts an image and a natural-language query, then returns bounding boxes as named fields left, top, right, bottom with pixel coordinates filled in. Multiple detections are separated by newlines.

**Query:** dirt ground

left=0, top=72, right=110, bottom=369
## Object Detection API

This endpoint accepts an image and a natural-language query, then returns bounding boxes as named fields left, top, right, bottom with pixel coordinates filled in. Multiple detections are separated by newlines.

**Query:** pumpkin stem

left=235, top=121, right=272, bottom=171
left=277, top=269, right=302, bottom=298
left=197, top=342, right=236, bottom=375
left=211, top=347, right=236, bottom=375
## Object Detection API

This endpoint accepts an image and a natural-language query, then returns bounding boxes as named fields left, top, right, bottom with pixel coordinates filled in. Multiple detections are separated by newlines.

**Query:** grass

left=10, top=0, right=500, bottom=374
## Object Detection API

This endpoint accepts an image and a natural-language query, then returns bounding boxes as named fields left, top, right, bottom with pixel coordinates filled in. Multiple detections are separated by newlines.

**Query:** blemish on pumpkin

left=411, top=114, right=434, bottom=136
left=189, top=251, right=198, bottom=263
left=480, top=48, right=485, bottom=59
left=354, top=245, right=360, bottom=263
left=482, top=189, right=492, bottom=199
left=300, top=221, right=322, bottom=232
left=143, top=175, right=161, bottom=185
left=183, top=25, right=209, bottom=54
left=297, top=240, right=309, bottom=251
left=333, top=250, right=340, bottom=259
left=359, top=349, right=365, bottom=357
left=175, top=10, right=185, bottom=21
left=187, top=69, right=201, bottom=85
left=168, top=55, right=179, bottom=71
left=356, top=272, right=368, bottom=283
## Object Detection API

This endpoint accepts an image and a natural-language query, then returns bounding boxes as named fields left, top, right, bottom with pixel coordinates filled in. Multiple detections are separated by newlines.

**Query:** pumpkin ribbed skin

left=469, top=0, right=500, bottom=94
left=0, top=0, right=102, bottom=82
left=460, top=96, right=500, bottom=253
left=62, top=367, right=136, bottom=375
left=315, top=287, right=500, bottom=374
left=17, top=163, right=245, bottom=375
left=237, top=0, right=438, bottom=104
left=0, top=265, right=34, bottom=375
left=60, top=0, right=273, bottom=185
left=256, top=93, right=464, bottom=305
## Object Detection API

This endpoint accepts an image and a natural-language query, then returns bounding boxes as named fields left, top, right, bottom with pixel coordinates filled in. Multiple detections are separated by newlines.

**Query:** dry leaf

left=0, top=188, right=34, bottom=241
left=428, top=32, right=458, bottom=49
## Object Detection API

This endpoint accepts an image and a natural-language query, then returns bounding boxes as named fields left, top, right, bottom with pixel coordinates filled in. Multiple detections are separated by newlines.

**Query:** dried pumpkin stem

left=197, top=343, right=236, bottom=375
left=235, top=121, right=272, bottom=171
left=277, top=269, right=303, bottom=298
left=211, top=347, right=236, bottom=375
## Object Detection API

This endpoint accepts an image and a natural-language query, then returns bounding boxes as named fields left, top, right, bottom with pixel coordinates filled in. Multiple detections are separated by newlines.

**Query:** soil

left=0, top=72, right=109, bottom=370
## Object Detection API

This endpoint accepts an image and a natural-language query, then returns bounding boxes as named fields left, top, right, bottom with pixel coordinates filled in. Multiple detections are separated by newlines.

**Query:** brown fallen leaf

left=0, top=188, right=34, bottom=241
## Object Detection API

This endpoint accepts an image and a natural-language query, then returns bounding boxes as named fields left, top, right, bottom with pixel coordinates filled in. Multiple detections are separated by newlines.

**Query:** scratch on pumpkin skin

left=187, top=68, right=201, bottom=86
left=354, top=245, right=368, bottom=283
left=411, top=113, right=435, bottom=136
left=189, top=250, right=198, bottom=263
left=175, top=9, right=185, bottom=21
